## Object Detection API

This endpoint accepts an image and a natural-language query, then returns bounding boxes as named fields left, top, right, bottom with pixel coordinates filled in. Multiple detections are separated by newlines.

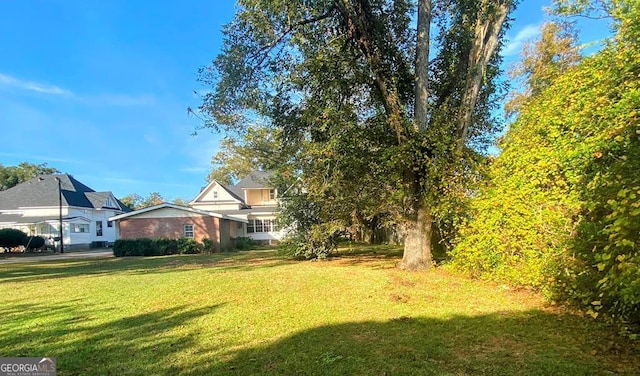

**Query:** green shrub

left=137, top=238, right=157, bottom=256
left=279, top=222, right=341, bottom=260
left=233, top=237, right=255, bottom=251
left=24, top=236, right=45, bottom=250
left=113, top=239, right=149, bottom=257
left=155, top=238, right=178, bottom=255
left=0, top=228, right=28, bottom=248
left=177, top=238, right=200, bottom=254
left=201, top=237, right=216, bottom=253
left=114, top=238, right=204, bottom=257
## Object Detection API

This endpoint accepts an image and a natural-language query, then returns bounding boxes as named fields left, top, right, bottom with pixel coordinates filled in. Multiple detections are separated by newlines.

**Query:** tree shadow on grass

left=0, top=301, right=225, bottom=375
left=187, top=311, right=640, bottom=376
left=327, top=243, right=449, bottom=269
left=2, top=302, right=638, bottom=375
left=0, top=251, right=291, bottom=285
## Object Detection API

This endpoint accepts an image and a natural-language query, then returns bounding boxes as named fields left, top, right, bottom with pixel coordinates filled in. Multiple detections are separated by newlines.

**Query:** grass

left=0, top=245, right=638, bottom=375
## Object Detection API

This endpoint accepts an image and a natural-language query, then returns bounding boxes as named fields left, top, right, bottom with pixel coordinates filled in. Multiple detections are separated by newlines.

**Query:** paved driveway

left=0, top=249, right=113, bottom=264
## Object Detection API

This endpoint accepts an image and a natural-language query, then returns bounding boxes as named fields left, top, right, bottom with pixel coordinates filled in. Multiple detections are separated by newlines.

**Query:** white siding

left=197, top=182, right=240, bottom=203
left=128, top=207, right=211, bottom=219
left=191, top=202, right=242, bottom=211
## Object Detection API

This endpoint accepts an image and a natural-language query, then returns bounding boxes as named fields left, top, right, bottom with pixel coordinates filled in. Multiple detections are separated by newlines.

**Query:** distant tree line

left=119, top=192, right=191, bottom=210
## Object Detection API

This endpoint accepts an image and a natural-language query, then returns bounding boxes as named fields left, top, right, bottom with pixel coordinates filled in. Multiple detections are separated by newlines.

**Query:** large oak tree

left=198, top=0, right=514, bottom=270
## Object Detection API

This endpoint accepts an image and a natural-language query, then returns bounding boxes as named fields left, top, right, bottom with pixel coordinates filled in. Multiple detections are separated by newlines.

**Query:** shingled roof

left=0, top=174, right=131, bottom=212
left=235, top=171, right=274, bottom=190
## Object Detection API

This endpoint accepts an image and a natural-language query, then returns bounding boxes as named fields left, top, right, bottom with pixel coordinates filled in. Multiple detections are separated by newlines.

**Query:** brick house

left=108, top=203, right=247, bottom=252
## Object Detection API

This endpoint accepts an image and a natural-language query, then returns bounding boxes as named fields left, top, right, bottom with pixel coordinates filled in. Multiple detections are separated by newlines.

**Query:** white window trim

left=183, top=224, right=194, bottom=238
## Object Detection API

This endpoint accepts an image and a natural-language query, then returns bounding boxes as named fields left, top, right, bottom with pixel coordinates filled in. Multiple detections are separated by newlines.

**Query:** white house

left=190, top=171, right=283, bottom=245
left=0, top=174, right=131, bottom=250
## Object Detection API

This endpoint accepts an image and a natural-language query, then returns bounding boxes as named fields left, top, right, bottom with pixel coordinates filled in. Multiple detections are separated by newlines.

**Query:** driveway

left=0, top=249, right=113, bottom=264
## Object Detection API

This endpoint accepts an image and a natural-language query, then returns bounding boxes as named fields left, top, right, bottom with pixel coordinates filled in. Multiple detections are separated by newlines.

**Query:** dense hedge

left=0, top=228, right=27, bottom=248
left=113, top=238, right=202, bottom=257
left=112, top=238, right=221, bottom=256
left=24, top=236, right=45, bottom=250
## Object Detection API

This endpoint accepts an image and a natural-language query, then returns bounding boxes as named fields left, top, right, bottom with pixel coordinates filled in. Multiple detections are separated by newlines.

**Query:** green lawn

left=0, top=246, right=638, bottom=375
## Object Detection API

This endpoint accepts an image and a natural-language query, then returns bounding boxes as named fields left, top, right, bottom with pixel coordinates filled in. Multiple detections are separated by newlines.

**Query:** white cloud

left=180, top=166, right=209, bottom=174
left=0, top=72, right=155, bottom=106
left=0, top=152, right=85, bottom=165
left=503, top=24, right=542, bottom=57
left=0, top=73, right=73, bottom=96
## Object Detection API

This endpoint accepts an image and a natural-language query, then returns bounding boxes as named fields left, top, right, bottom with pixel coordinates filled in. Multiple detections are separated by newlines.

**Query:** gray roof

left=0, top=174, right=131, bottom=212
left=221, top=184, right=245, bottom=203
left=235, top=171, right=274, bottom=190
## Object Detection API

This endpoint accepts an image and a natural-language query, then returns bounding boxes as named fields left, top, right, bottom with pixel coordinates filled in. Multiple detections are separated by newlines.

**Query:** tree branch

left=248, top=7, right=338, bottom=70
left=335, top=0, right=409, bottom=144
left=456, top=0, right=511, bottom=152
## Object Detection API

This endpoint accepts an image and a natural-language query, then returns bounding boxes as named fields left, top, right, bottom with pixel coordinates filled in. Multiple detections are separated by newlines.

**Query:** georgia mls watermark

left=0, top=358, right=56, bottom=376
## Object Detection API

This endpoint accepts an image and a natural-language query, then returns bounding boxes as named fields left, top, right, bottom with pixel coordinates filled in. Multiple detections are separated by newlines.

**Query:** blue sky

left=0, top=1, right=610, bottom=201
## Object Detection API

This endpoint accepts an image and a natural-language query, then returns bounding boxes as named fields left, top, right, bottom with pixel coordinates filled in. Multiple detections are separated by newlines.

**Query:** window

left=213, top=191, right=219, bottom=199
left=183, top=224, right=194, bottom=238
left=263, top=219, right=273, bottom=232
left=269, top=189, right=276, bottom=200
left=255, top=219, right=264, bottom=233
left=247, top=219, right=278, bottom=233
left=107, top=220, right=113, bottom=228
left=96, top=221, right=103, bottom=237
left=71, top=223, right=89, bottom=233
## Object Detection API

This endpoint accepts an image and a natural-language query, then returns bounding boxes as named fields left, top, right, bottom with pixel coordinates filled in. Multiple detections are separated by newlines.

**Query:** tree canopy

left=197, top=0, right=515, bottom=269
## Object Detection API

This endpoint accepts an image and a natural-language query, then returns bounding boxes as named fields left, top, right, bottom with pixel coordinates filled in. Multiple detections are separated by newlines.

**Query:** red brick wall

left=119, top=216, right=220, bottom=244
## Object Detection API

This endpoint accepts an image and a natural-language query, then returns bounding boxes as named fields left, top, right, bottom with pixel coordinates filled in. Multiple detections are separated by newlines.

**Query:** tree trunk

left=399, top=205, right=433, bottom=270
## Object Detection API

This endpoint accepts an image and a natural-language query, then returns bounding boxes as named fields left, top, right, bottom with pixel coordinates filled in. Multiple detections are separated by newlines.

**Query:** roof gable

left=191, top=180, right=244, bottom=204
left=86, top=192, right=126, bottom=211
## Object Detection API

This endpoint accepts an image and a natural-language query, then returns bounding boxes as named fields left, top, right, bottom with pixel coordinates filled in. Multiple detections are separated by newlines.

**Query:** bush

left=201, top=237, right=216, bottom=253
left=155, top=238, right=178, bottom=255
left=233, top=237, right=255, bottom=251
left=113, top=238, right=154, bottom=257
left=0, top=228, right=27, bottom=248
left=177, top=238, right=200, bottom=254
left=279, top=222, right=341, bottom=260
left=113, top=239, right=139, bottom=257
left=23, top=236, right=45, bottom=250
left=114, top=237, right=203, bottom=257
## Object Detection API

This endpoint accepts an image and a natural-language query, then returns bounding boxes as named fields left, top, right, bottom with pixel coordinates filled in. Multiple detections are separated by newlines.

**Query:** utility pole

left=55, top=176, right=64, bottom=253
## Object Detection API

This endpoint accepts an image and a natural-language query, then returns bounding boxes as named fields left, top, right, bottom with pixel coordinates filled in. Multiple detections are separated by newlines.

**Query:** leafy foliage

left=233, top=237, right=255, bottom=251
left=450, top=1, right=640, bottom=331
left=24, top=236, right=46, bottom=250
left=119, top=192, right=165, bottom=210
left=113, top=238, right=203, bottom=257
left=197, top=0, right=514, bottom=269
left=177, top=238, right=201, bottom=254
left=0, top=228, right=28, bottom=248
left=207, top=126, right=284, bottom=186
